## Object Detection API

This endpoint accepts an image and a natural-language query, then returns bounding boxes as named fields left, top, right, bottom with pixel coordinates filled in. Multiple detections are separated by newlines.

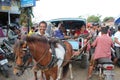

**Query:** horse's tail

left=62, top=63, right=69, bottom=78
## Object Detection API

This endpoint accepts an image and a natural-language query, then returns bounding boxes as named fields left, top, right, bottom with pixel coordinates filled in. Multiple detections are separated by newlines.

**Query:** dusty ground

left=0, top=61, right=120, bottom=80
left=0, top=38, right=120, bottom=80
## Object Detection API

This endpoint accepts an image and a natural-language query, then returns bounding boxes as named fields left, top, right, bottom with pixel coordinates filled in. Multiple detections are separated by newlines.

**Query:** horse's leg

left=39, top=71, right=45, bottom=80
left=44, top=71, right=50, bottom=80
left=56, top=67, right=62, bottom=80
left=51, top=73, right=57, bottom=80
left=49, top=71, right=57, bottom=80
left=44, top=71, right=57, bottom=80
left=34, top=71, right=38, bottom=80
left=69, top=63, right=73, bottom=80
left=48, top=66, right=58, bottom=80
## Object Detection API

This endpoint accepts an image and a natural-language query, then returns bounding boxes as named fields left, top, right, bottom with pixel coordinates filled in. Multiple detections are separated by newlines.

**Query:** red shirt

left=75, top=30, right=88, bottom=36
left=92, top=34, right=113, bottom=60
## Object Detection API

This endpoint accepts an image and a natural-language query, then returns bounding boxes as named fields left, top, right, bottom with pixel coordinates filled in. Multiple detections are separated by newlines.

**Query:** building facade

left=0, top=0, right=20, bottom=26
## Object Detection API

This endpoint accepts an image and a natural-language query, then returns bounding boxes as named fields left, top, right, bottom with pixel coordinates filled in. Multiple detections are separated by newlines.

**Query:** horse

left=13, top=35, right=74, bottom=80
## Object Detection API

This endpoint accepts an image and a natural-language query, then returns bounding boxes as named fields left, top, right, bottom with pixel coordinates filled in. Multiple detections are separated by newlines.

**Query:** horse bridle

left=22, top=46, right=32, bottom=66
left=15, top=45, right=32, bottom=71
left=15, top=41, right=49, bottom=71
left=15, top=40, right=58, bottom=72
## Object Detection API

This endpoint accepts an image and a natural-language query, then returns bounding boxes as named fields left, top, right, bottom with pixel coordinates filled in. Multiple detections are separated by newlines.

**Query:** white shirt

left=98, top=32, right=109, bottom=36
left=35, top=31, right=49, bottom=37
left=98, top=32, right=102, bottom=36
left=114, top=31, right=120, bottom=47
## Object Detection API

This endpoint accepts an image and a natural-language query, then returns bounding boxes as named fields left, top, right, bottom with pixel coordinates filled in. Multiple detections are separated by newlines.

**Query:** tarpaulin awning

left=115, top=17, right=120, bottom=25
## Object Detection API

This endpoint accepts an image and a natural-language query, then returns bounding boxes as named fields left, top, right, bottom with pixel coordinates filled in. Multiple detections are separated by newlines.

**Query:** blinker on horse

left=13, top=35, right=74, bottom=80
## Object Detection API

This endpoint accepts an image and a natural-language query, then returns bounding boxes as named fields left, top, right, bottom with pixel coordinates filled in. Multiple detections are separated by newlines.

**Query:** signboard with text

left=0, top=0, right=11, bottom=10
left=20, top=0, right=36, bottom=8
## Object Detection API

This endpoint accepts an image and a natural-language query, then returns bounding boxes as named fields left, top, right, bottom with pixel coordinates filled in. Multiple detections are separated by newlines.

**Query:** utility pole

left=27, top=7, right=30, bottom=33
left=20, top=0, right=36, bottom=33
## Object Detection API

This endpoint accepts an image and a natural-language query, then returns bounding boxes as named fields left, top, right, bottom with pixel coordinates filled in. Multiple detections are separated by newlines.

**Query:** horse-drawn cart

left=13, top=18, right=90, bottom=80
left=67, top=35, right=90, bottom=68
left=49, top=18, right=90, bottom=68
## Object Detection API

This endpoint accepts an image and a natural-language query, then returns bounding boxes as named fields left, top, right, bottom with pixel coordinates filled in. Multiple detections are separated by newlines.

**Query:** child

left=28, top=27, right=35, bottom=36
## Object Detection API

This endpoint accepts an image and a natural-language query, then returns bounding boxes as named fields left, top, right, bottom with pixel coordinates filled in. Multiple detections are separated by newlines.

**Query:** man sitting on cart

left=54, top=22, right=71, bottom=39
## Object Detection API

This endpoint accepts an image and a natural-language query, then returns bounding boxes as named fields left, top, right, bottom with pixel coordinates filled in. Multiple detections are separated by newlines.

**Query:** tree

left=79, top=16, right=84, bottom=19
left=87, top=15, right=101, bottom=23
left=19, top=7, right=34, bottom=27
left=103, top=17, right=114, bottom=23
left=13, top=0, right=35, bottom=27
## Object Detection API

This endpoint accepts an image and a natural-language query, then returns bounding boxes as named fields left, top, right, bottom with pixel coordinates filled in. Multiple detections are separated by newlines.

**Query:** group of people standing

left=86, top=23, right=120, bottom=80
left=7, top=21, right=48, bottom=44
left=7, top=20, right=120, bottom=80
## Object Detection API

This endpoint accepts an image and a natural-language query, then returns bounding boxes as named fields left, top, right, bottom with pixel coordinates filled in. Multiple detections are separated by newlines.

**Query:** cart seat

left=67, top=40, right=79, bottom=50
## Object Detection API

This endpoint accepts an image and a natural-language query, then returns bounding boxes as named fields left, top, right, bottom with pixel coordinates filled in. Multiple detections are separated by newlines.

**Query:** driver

left=35, top=21, right=49, bottom=37
left=87, top=27, right=113, bottom=80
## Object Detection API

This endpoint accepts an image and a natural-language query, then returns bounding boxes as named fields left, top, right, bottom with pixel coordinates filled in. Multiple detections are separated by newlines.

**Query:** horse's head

left=13, top=40, right=32, bottom=76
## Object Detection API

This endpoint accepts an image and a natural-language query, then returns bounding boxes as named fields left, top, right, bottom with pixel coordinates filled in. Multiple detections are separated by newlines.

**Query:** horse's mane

left=13, top=40, right=25, bottom=55
left=13, top=35, right=49, bottom=55
left=25, top=35, right=48, bottom=44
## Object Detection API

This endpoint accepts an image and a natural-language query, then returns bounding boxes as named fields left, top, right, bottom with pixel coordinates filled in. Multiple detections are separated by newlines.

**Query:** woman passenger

left=74, top=24, right=89, bottom=38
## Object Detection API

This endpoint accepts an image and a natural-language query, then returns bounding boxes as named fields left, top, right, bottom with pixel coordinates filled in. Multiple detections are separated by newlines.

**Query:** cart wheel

left=80, top=53, right=88, bottom=68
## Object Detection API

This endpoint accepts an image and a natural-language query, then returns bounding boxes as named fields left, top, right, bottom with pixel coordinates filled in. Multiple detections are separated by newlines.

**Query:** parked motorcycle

left=0, top=48, right=9, bottom=77
left=0, top=39, right=15, bottom=61
left=94, top=58, right=114, bottom=80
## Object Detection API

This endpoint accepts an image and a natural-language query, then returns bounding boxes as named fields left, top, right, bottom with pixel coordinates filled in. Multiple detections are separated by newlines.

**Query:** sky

left=32, top=0, right=120, bottom=22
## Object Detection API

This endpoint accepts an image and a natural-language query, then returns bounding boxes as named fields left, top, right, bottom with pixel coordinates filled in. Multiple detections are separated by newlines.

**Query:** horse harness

left=20, top=40, right=59, bottom=71
left=15, top=46, right=32, bottom=70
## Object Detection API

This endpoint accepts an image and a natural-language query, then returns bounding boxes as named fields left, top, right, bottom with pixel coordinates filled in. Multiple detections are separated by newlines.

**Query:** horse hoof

left=70, top=78, right=74, bottom=80
left=34, top=78, right=38, bottom=80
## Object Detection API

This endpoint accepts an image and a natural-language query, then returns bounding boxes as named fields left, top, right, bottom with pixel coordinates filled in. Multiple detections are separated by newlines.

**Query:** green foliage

left=14, top=1, right=34, bottom=27
left=103, top=17, right=114, bottom=22
left=79, top=16, right=83, bottom=18
left=19, top=7, right=33, bottom=27
left=87, top=15, right=101, bottom=23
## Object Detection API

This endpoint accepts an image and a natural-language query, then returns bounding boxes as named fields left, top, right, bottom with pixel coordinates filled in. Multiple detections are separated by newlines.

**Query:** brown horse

left=13, top=35, right=74, bottom=80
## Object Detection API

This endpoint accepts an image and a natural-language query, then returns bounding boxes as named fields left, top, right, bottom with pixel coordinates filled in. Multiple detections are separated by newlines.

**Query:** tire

left=98, top=73, right=103, bottom=80
left=1, top=64, right=9, bottom=78
left=8, top=53, right=15, bottom=61
left=80, top=53, right=88, bottom=68
left=2, top=70, right=9, bottom=78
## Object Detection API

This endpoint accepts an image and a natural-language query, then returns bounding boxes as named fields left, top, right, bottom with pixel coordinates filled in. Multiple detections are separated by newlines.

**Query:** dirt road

left=0, top=61, right=120, bottom=80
